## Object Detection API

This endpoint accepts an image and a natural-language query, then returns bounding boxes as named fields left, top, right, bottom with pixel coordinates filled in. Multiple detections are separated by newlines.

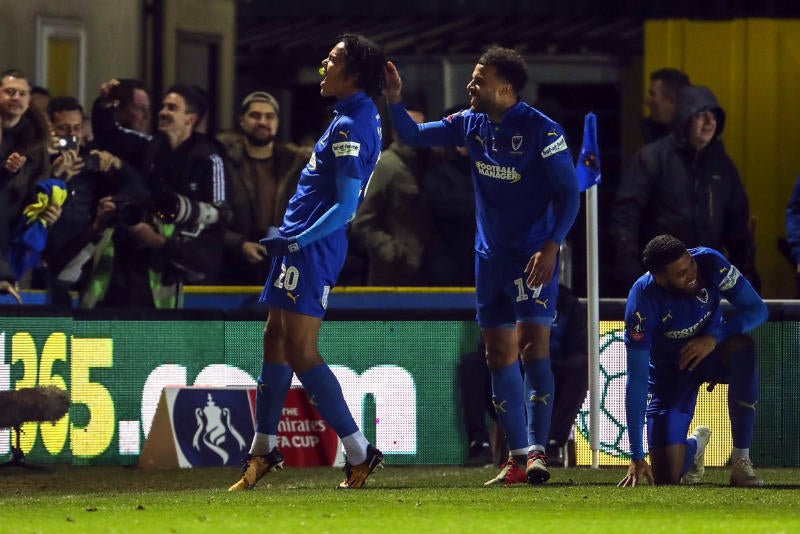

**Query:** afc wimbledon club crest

left=173, top=389, right=254, bottom=467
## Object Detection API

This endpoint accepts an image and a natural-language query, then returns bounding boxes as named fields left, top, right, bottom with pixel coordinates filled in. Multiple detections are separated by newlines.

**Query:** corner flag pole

left=575, top=111, right=601, bottom=469
left=586, top=185, right=600, bottom=468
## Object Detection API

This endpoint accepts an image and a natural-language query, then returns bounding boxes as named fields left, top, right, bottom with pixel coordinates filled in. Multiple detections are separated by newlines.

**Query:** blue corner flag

left=576, top=112, right=601, bottom=192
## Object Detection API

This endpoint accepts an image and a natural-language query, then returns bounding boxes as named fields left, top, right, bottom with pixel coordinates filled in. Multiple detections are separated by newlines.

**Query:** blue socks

left=297, top=363, right=359, bottom=438
left=255, top=361, right=293, bottom=435
left=728, top=345, right=759, bottom=449
left=490, top=362, right=528, bottom=451
left=523, top=358, right=555, bottom=449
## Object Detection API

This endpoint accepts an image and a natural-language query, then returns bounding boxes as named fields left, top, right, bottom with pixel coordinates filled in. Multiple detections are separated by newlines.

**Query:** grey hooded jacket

left=609, top=85, right=758, bottom=291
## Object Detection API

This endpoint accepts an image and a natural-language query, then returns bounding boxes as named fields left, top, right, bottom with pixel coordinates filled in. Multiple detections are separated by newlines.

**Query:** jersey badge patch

left=332, top=141, right=361, bottom=157
left=541, top=135, right=567, bottom=158
left=719, top=265, right=741, bottom=291
left=695, top=288, right=709, bottom=304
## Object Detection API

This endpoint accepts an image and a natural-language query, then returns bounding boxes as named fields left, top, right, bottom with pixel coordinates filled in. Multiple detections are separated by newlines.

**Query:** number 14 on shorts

left=514, top=277, right=543, bottom=301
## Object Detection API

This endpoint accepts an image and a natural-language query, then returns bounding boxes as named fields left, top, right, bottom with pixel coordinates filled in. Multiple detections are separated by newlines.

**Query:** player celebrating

left=618, top=234, right=767, bottom=487
left=383, top=47, right=580, bottom=485
left=229, top=34, right=386, bottom=491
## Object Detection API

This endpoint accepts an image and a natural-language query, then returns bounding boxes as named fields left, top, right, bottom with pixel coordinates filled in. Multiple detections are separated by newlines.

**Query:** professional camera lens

left=155, top=192, right=218, bottom=228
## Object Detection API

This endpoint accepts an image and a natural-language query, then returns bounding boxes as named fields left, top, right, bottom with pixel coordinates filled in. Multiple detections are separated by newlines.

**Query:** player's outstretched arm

left=618, top=458, right=654, bottom=487
left=625, top=348, right=649, bottom=436
left=296, top=175, right=361, bottom=248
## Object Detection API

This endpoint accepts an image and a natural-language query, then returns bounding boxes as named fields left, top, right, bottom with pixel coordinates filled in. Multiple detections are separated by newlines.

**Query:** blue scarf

left=7, top=178, right=68, bottom=280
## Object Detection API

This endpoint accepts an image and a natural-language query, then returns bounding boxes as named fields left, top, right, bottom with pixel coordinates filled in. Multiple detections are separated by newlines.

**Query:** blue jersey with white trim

left=438, top=101, right=578, bottom=257
left=281, top=92, right=381, bottom=237
left=624, top=247, right=746, bottom=372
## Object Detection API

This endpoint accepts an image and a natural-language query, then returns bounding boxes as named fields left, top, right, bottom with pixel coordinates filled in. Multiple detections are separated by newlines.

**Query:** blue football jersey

left=280, top=92, right=381, bottom=237
left=437, top=101, right=578, bottom=257
left=624, top=247, right=748, bottom=372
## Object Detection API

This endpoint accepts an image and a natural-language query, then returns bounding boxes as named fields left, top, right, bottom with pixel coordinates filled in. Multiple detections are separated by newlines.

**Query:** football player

left=618, top=234, right=766, bottom=487
left=384, top=46, right=580, bottom=485
left=229, top=34, right=386, bottom=491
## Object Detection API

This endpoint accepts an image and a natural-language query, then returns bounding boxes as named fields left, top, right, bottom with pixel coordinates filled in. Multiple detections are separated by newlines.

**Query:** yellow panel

left=643, top=20, right=686, bottom=116
left=47, top=37, right=79, bottom=98
left=775, top=22, right=800, bottom=289
left=742, top=20, right=781, bottom=296
left=575, top=385, right=733, bottom=467
left=644, top=19, right=800, bottom=297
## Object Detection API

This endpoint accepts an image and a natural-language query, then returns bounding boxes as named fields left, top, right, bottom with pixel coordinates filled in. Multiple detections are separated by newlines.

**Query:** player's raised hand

left=618, top=458, right=654, bottom=487
left=383, top=61, right=403, bottom=104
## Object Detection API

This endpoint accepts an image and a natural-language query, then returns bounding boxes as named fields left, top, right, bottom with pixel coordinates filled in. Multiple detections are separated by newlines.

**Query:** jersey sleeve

left=295, top=175, right=361, bottom=248
left=539, top=122, right=580, bottom=244
left=703, top=249, right=768, bottom=340
left=625, top=347, right=650, bottom=460
left=624, top=280, right=659, bottom=350
left=388, top=102, right=464, bottom=147
left=331, top=116, right=376, bottom=181
left=623, top=279, right=657, bottom=460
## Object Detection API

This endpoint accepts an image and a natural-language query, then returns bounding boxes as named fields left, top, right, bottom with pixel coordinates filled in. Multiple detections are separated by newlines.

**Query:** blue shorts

left=259, top=231, right=347, bottom=318
left=646, top=345, right=730, bottom=449
left=475, top=250, right=559, bottom=329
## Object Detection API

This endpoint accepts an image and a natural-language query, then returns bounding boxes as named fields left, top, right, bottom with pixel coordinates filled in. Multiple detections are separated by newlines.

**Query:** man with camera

left=50, top=96, right=122, bottom=178
left=43, top=96, right=146, bottom=305
left=78, top=84, right=227, bottom=308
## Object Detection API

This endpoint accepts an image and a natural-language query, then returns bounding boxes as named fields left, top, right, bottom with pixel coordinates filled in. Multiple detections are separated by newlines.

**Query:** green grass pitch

left=1, top=465, right=798, bottom=533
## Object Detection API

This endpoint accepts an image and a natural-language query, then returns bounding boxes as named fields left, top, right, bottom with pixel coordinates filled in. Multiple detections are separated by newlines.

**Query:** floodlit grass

left=0, top=465, right=798, bottom=533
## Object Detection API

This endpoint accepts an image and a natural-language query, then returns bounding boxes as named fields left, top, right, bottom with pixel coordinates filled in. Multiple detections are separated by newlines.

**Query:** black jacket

left=610, top=86, right=757, bottom=291
left=0, top=108, right=51, bottom=283
left=140, top=132, right=229, bottom=283
left=89, top=130, right=229, bottom=307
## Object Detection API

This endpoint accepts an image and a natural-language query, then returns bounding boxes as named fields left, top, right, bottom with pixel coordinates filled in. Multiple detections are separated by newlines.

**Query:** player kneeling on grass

left=228, top=34, right=386, bottom=491
left=618, top=234, right=766, bottom=487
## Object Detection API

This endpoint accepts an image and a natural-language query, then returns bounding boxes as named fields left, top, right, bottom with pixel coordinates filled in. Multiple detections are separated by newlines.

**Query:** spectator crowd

left=1, top=64, right=795, bottom=307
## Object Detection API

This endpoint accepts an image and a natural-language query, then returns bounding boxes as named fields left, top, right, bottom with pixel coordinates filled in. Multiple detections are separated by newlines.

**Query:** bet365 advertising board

left=0, top=317, right=796, bottom=467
